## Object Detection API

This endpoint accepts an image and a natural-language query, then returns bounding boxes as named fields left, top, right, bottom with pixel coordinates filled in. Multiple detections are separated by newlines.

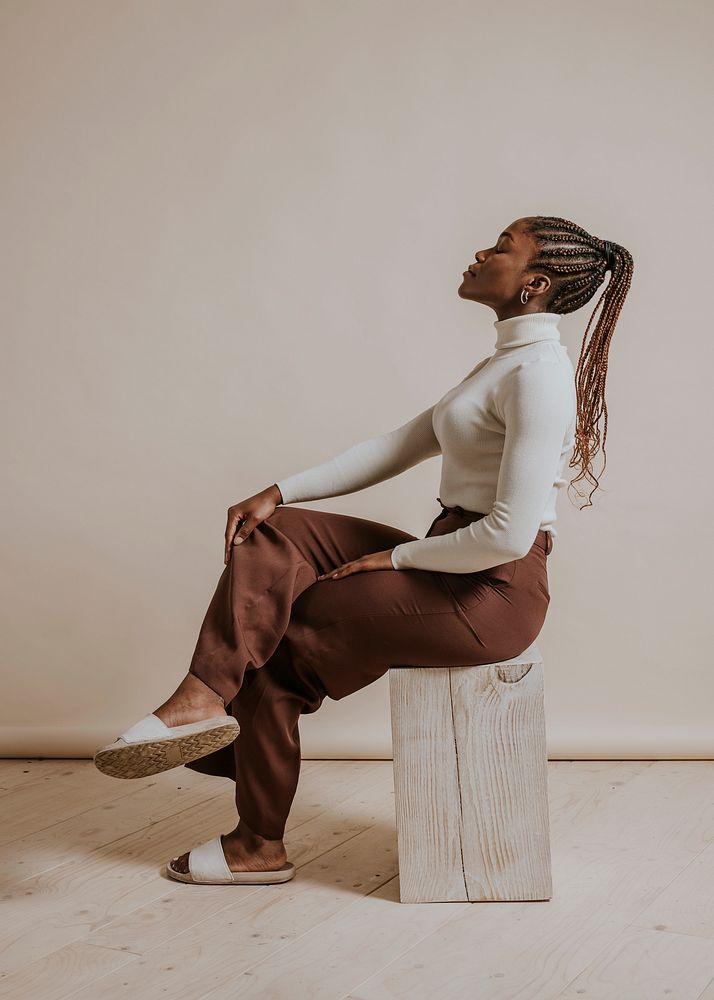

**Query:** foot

left=153, top=671, right=228, bottom=730
left=170, top=819, right=288, bottom=875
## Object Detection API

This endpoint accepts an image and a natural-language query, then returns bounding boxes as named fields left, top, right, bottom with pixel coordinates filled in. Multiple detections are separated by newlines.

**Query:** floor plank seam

left=696, top=972, right=714, bottom=1000
left=84, top=941, right=145, bottom=958
left=148, top=864, right=403, bottom=996
left=17, top=767, right=395, bottom=965
left=336, top=893, right=470, bottom=1000
left=65, top=842, right=399, bottom=1000
left=0, top=781, right=165, bottom=848
left=48, top=770, right=398, bottom=991
left=61, top=950, right=151, bottom=1000
left=6, top=793, right=236, bottom=891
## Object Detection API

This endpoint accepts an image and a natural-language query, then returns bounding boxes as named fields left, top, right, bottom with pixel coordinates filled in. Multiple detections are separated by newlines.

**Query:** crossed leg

left=163, top=505, right=545, bottom=872
left=166, top=505, right=419, bottom=872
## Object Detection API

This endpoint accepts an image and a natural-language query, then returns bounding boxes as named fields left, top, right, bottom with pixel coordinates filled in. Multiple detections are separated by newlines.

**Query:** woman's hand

left=224, top=484, right=283, bottom=565
left=317, top=548, right=395, bottom=581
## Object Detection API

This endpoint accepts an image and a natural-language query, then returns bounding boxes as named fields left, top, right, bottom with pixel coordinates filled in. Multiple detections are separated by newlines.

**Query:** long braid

left=522, top=216, right=634, bottom=508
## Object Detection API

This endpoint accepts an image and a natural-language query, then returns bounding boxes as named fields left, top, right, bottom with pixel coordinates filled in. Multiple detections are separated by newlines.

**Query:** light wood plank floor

left=1, top=759, right=713, bottom=999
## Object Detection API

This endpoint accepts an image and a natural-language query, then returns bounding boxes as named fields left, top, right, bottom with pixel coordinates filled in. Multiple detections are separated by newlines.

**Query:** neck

left=493, top=311, right=562, bottom=351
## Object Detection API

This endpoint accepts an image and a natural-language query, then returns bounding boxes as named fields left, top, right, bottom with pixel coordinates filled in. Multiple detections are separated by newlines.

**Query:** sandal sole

left=93, top=721, right=241, bottom=779
left=166, top=860, right=296, bottom=885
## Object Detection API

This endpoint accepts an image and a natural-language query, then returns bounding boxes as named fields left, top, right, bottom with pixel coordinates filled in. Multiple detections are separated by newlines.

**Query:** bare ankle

left=153, top=672, right=227, bottom=727
left=183, top=672, right=225, bottom=708
left=226, top=819, right=284, bottom=852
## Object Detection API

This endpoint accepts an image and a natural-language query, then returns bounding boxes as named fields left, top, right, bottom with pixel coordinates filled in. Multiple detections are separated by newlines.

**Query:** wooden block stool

left=389, top=640, right=552, bottom=903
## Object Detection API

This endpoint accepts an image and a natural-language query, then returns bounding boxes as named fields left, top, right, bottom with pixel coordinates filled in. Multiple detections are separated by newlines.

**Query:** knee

left=294, top=659, right=328, bottom=714
left=273, top=648, right=327, bottom=714
left=259, top=505, right=309, bottom=536
left=266, top=505, right=300, bottom=524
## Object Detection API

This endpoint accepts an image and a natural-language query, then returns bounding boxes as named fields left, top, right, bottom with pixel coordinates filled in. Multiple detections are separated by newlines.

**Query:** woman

left=94, top=214, right=634, bottom=885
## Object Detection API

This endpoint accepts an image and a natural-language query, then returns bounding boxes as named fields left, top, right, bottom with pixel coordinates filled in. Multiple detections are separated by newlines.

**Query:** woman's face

left=458, top=217, right=552, bottom=317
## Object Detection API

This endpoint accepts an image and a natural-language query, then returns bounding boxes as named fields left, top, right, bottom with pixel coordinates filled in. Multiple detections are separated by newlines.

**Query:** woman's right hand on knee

left=224, top=484, right=284, bottom=564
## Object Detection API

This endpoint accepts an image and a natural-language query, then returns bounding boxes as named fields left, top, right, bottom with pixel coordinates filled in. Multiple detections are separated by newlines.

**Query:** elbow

left=495, top=534, right=533, bottom=563
left=481, top=503, right=543, bottom=564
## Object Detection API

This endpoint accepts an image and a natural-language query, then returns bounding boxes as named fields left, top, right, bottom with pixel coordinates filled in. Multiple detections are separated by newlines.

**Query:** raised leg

left=187, top=506, right=417, bottom=706
left=153, top=506, right=417, bottom=730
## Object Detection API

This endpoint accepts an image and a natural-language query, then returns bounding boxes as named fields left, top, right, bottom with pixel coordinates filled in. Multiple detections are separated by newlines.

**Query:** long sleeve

left=390, top=357, right=575, bottom=573
left=275, top=404, right=441, bottom=505
left=275, top=360, right=490, bottom=505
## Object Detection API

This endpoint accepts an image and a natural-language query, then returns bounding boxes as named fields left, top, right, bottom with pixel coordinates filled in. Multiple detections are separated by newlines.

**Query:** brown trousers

left=184, top=499, right=552, bottom=838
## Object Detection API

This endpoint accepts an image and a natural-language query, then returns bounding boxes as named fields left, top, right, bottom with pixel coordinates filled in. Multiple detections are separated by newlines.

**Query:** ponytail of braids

left=523, top=215, right=635, bottom=508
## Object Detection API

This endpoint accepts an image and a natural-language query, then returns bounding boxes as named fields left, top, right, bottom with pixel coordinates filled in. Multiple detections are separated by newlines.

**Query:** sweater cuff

left=274, top=479, right=296, bottom=505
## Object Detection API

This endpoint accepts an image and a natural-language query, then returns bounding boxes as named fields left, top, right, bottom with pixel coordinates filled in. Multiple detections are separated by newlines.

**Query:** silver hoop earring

left=520, top=288, right=529, bottom=304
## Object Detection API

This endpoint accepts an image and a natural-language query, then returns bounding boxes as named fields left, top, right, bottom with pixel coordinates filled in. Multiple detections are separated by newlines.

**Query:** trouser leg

left=184, top=637, right=327, bottom=838
left=184, top=505, right=417, bottom=832
left=230, top=638, right=326, bottom=838
left=187, top=505, right=417, bottom=706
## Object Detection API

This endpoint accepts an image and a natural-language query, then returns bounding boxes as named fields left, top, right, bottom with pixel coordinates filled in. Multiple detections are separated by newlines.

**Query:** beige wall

left=2, top=0, right=710, bottom=759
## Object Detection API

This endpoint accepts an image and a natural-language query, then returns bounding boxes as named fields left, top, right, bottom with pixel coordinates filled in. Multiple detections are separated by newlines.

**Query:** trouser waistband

left=434, top=497, right=553, bottom=555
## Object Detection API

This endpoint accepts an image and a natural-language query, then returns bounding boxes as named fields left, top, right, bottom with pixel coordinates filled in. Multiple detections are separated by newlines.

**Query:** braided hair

left=522, top=216, right=634, bottom=508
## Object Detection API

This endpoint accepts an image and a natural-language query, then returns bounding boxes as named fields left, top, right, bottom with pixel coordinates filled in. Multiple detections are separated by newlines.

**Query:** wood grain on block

left=389, top=643, right=552, bottom=904
left=389, top=667, right=466, bottom=902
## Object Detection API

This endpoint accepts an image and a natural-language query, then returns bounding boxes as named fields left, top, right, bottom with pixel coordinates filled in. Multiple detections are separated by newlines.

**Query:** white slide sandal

left=166, top=835, right=296, bottom=885
left=93, top=713, right=240, bottom=779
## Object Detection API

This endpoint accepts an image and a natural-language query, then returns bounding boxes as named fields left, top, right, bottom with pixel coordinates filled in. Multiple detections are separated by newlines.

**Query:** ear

left=528, top=272, right=552, bottom=297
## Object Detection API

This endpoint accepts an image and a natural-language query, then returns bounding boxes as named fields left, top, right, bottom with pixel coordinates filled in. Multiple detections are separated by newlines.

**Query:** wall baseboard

left=0, top=726, right=397, bottom=760
left=0, top=727, right=712, bottom=760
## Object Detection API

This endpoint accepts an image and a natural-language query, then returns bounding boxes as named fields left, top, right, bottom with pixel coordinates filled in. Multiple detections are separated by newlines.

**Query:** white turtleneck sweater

left=275, top=312, right=577, bottom=573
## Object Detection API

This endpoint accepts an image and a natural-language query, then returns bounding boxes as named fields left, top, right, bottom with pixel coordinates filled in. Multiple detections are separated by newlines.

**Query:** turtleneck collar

left=493, top=311, right=562, bottom=351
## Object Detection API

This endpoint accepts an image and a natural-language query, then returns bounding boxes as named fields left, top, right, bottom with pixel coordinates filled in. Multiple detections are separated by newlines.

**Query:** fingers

left=316, top=550, right=390, bottom=580
left=224, top=510, right=245, bottom=564
left=317, top=562, right=355, bottom=581
left=232, top=515, right=258, bottom=547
